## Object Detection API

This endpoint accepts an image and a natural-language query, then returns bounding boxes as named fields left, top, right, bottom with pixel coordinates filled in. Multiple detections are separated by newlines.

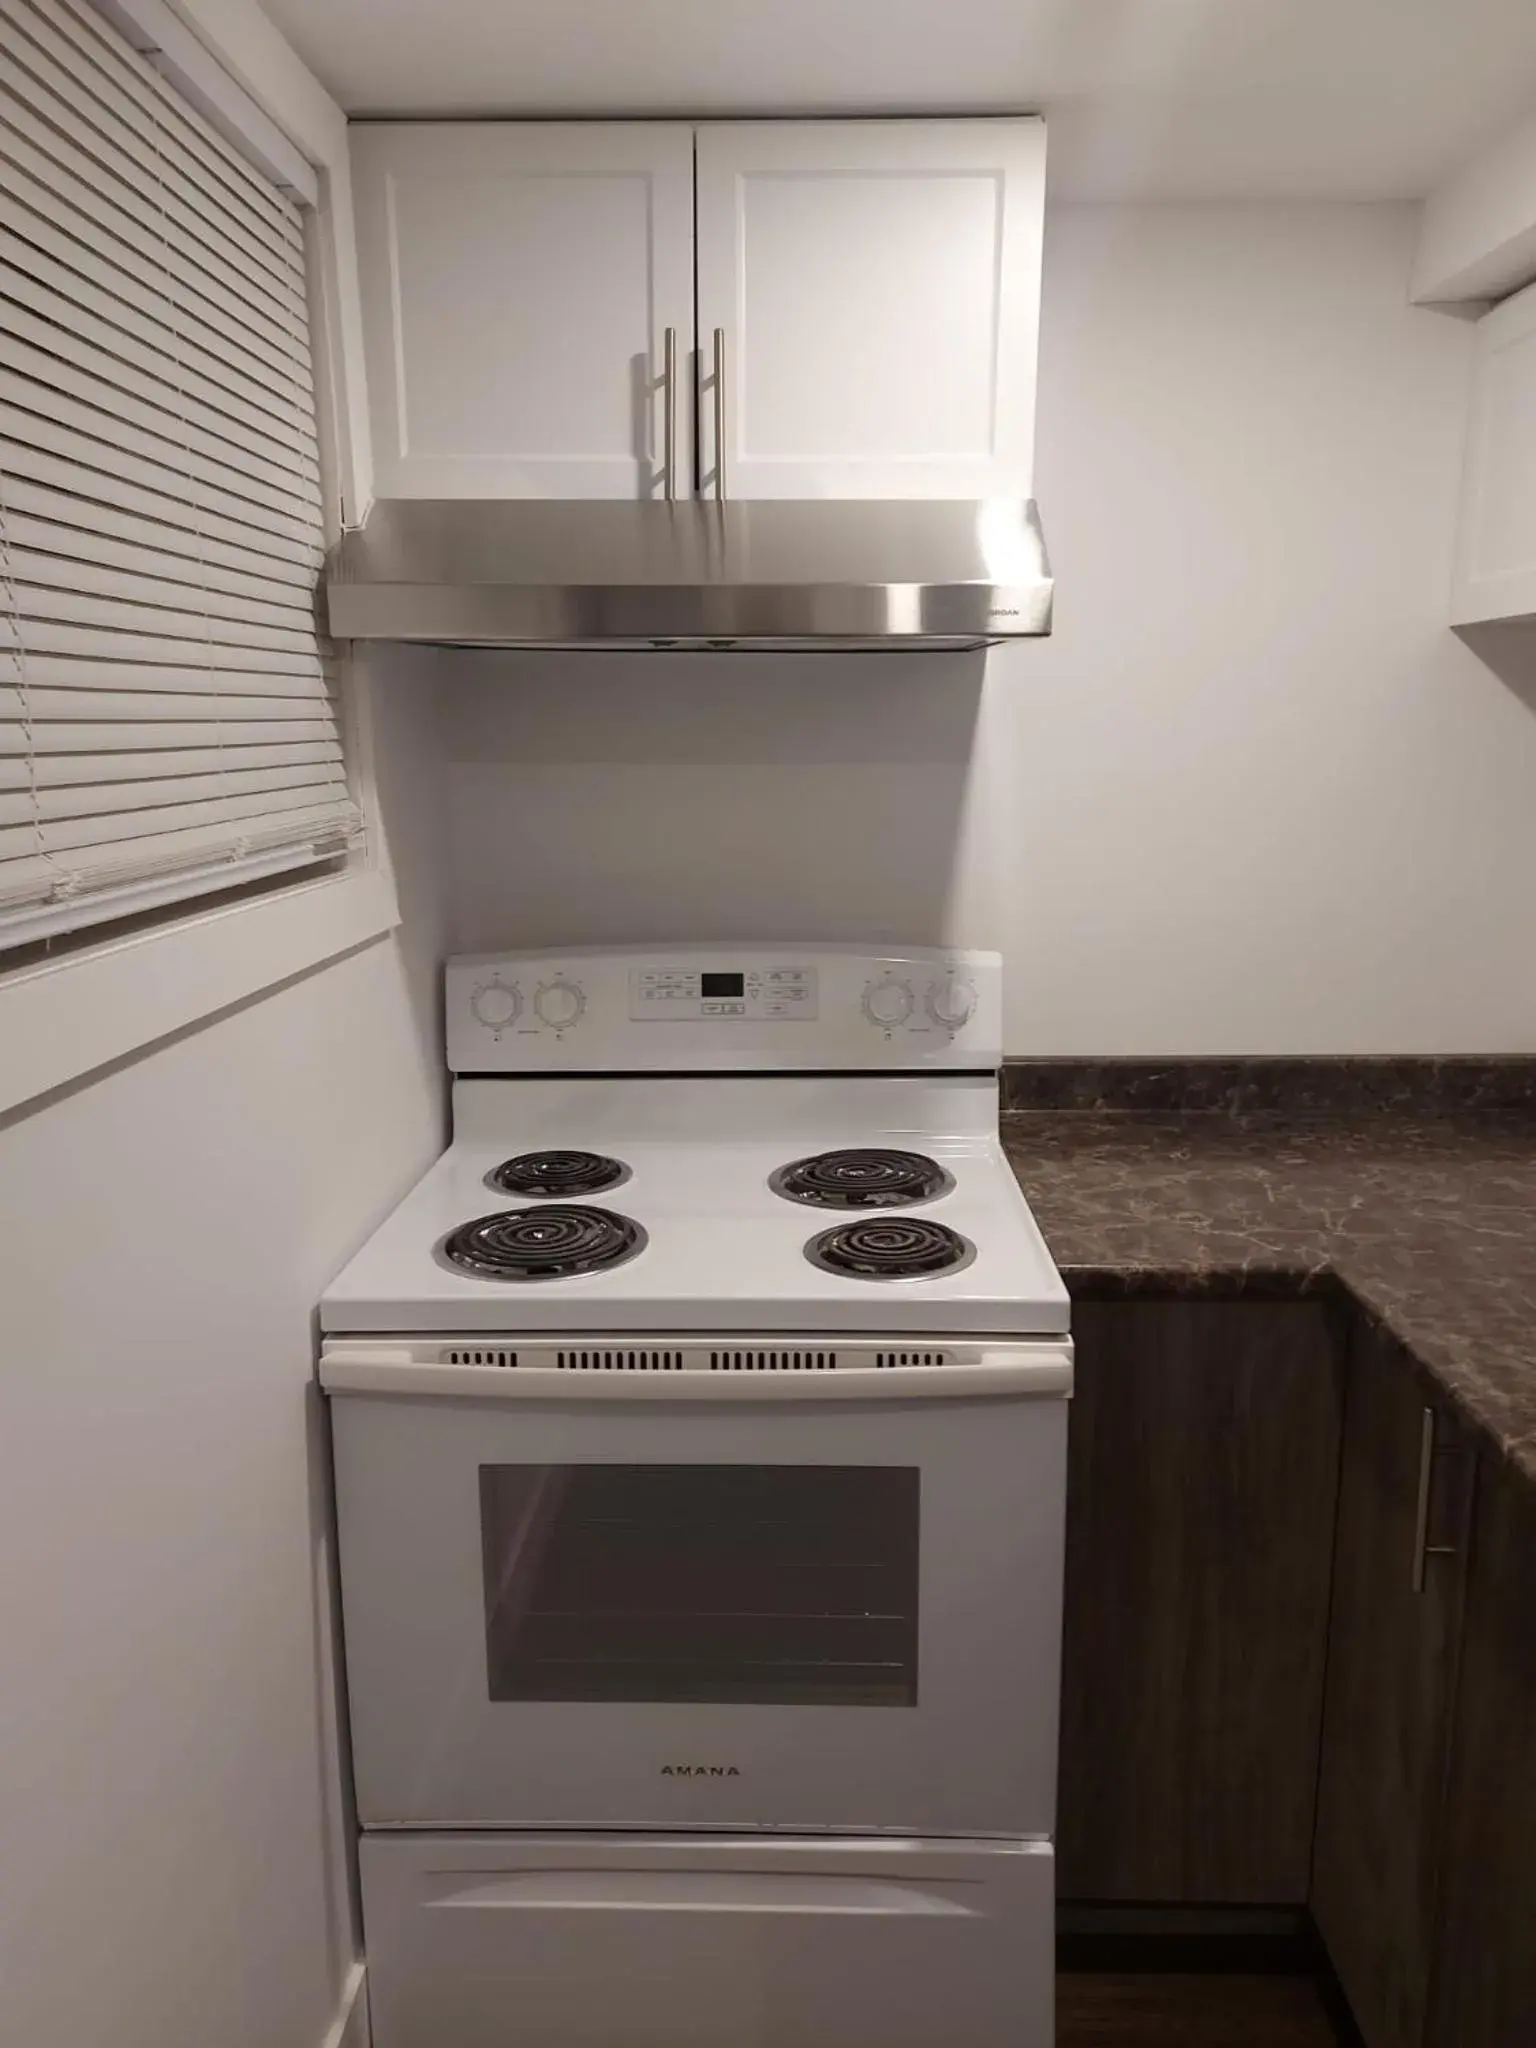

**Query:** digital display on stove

left=700, top=972, right=745, bottom=998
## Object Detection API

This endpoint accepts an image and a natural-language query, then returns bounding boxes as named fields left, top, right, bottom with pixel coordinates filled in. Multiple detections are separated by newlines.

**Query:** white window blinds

left=0, top=0, right=361, bottom=950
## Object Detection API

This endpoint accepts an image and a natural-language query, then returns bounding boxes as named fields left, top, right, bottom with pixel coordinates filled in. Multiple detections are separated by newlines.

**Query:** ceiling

left=258, top=0, right=1536, bottom=201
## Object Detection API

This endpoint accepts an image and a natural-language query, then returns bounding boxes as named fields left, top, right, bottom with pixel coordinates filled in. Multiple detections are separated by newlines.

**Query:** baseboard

left=1309, top=1929, right=1367, bottom=2048
left=1055, top=1908, right=1366, bottom=2045
left=1057, top=1903, right=1312, bottom=1974
left=318, top=1961, right=369, bottom=2048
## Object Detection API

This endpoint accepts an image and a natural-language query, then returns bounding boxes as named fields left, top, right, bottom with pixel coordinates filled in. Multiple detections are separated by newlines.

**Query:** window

left=479, top=1463, right=922, bottom=1707
left=0, top=0, right=361, bottom=955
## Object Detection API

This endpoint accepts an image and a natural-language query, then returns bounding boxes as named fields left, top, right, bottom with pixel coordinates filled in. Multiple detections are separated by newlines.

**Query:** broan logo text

left=661, top=1764, right=741, bottom=1778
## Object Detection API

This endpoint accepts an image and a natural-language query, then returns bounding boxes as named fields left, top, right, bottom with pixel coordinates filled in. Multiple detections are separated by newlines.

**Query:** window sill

left=0, top=864, right=400, bottom=1116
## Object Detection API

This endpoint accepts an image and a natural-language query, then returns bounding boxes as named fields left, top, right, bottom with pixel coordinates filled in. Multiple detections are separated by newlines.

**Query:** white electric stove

left=320, top=945, right=1070, bottom=2048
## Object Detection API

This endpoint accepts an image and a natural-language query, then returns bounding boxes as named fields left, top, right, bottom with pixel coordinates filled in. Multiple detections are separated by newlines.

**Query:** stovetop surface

left=321, top=1076, right=1068, bottom=1336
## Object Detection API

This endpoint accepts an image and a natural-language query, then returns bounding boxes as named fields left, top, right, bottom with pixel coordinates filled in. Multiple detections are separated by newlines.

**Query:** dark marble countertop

left=1001, top=1109, right=1536, bottom=1485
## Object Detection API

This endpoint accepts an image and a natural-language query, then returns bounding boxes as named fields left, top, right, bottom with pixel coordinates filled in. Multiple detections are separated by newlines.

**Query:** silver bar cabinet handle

left=662, top=327, right=677, bottom=504
left=1412, top=1406, right=1459, bottom=1593
left=712, top=326, right=727, bottom=501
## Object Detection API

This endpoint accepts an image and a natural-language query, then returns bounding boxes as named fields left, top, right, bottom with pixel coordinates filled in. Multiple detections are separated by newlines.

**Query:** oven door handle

left=427, top=1868, right=974, bottom=1915
left=319, top=1348, right=1073, bottom=1400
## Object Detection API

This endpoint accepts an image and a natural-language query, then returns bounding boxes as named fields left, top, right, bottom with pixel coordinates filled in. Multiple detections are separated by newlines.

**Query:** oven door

left=326, top=1345, right=1069, bottom=1836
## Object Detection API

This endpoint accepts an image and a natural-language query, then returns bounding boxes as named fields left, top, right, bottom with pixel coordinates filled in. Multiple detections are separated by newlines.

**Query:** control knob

left=927, top=974, right=978, bottom=1032
left=862, top=975, right=915, bottom=1029
left=470, top=980, right=521, bottom=1031
left=534, top=978, right=585, bottom=1031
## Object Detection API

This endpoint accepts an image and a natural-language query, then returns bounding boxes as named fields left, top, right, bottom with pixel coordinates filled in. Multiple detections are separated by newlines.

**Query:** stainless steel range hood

left=324, top=499, right=1052, bottom=651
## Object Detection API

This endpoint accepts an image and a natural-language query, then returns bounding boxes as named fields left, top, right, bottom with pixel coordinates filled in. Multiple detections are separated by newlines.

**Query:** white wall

left=439, top=201, right=1536, bottom=1053
left=0, top=655, right=446, bottom=2048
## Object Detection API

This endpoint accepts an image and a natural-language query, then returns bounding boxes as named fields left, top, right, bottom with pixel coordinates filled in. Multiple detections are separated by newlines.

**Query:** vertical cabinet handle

left=662, top=327, right=677, bottom=504
left=712, top=327, right=727, bottom=502
left=1412, top=1406, right=1459, bottom=1593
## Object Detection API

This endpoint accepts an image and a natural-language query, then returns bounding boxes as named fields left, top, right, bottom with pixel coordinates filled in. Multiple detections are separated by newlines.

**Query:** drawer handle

left=1412, top=1406, right=1459, bottom=1594
left=428, top=1870, right=973, bottom=1916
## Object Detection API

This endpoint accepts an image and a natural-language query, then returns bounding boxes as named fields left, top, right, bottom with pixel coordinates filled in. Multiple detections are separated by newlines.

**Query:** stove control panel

left=446, top=946, right=1002, bottom=1073
left=630, top=964, right=818, bottom=1022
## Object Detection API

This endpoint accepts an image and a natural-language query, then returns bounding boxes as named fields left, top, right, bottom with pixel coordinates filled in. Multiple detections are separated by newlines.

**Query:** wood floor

left=1058, top=1974, right=1340, bottom=2046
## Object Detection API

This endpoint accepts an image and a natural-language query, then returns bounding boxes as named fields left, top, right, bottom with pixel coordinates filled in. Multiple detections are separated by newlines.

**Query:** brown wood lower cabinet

left=1310, top=1321, right=1474, bottom=2048
left=1426, top=1453, right=1536, bottom=2048
left=1058, top=1300, right=1344, bottom=1902
left=1058, top=1293, right=1536, bottom=2048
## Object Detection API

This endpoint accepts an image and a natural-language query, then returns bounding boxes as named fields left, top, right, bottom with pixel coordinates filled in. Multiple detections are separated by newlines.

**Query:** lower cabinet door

left=1425, top=1454, right=1536, bottom=2048
left=360, top=1834, right=1055, bottom=2048
left=1311, top=1322, right=1473, bottom=2048
left=1058, top=1301, right=1343, bottom=1900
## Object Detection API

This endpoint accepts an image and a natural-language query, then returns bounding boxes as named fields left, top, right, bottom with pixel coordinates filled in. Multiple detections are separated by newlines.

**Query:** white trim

left=0, top=863, right=397, bottom=1113
left=154, top=0, right=348, bottom=168
left=0, top=838, right=361, bottom=951
left=318, top=1961, right=369, bottom=2048
left=141, top=0, right=374, bottom=520
left=0, top=0, right=392, bottom=1107
left=86, top=0, right=373, bottom=521
left=310, top=154, right=374, bottom=524
left=90, top=0, right=318, bottom=203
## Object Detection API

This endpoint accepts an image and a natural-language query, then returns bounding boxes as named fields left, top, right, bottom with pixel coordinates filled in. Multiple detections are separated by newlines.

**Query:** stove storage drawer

left=360, top=1833, right=1055, bottom=2048
left=329, top=1376, right=1067, bottom=1835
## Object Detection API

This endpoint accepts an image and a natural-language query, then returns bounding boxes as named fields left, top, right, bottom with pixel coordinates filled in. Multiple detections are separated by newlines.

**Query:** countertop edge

left=1057, top=1257, right=1525, bottom=1472
left=1000, top=1112, right=1536, bottom=1490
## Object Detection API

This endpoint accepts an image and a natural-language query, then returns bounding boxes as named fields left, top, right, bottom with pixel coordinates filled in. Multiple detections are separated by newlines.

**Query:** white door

left=329, top=1379, right=1066, bottom=1835
left=1452, top=277, right=1536, bottom=624
left=361, top=1833, right=1055, bottom=2048
left=351, top=123, right=695, bottom=498
left=694, top=119, right=1045, bottom=500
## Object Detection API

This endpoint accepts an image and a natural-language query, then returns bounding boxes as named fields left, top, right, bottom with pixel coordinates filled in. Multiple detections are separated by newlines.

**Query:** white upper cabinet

left=1452, top=280, right=1536, bottom=624
left=695, top=120, right=1045, bottom=500
left=351, top=123, right=695, bottom=499
left=349, top=117, right=1045, bottom=502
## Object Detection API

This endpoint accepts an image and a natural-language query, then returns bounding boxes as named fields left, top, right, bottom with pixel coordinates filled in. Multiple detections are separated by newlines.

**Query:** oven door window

left=479, top=1464, right=919, bottom=1706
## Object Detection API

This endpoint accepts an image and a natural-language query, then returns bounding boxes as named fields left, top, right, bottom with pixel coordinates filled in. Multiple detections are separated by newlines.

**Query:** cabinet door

left=1057, top=1301, right=1343, bottom=1903
left=1451, top=279, right=1536, bottom=623
left=1311, top=1323, right=1473, bottom=2048
left=351, top=123, right=694, bottom=499
left=694, top=119, right=1044, bottom=499
left=1426, top=1454, right=1536, bottom=2048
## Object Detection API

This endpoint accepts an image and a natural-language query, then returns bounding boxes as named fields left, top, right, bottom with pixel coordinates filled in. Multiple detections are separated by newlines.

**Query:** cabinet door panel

left=1311, top=1323, right=1472, bottom=2048
left=695, top=120, right=1044, bottom=498
left=1426, top=1455, right=1536, bottom=2048
left=352, top=124, right=694, bottom=498
left=1058, top=1301, right=1342, bottom=1903
left=1451, top=279, right=1536, bottom=623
